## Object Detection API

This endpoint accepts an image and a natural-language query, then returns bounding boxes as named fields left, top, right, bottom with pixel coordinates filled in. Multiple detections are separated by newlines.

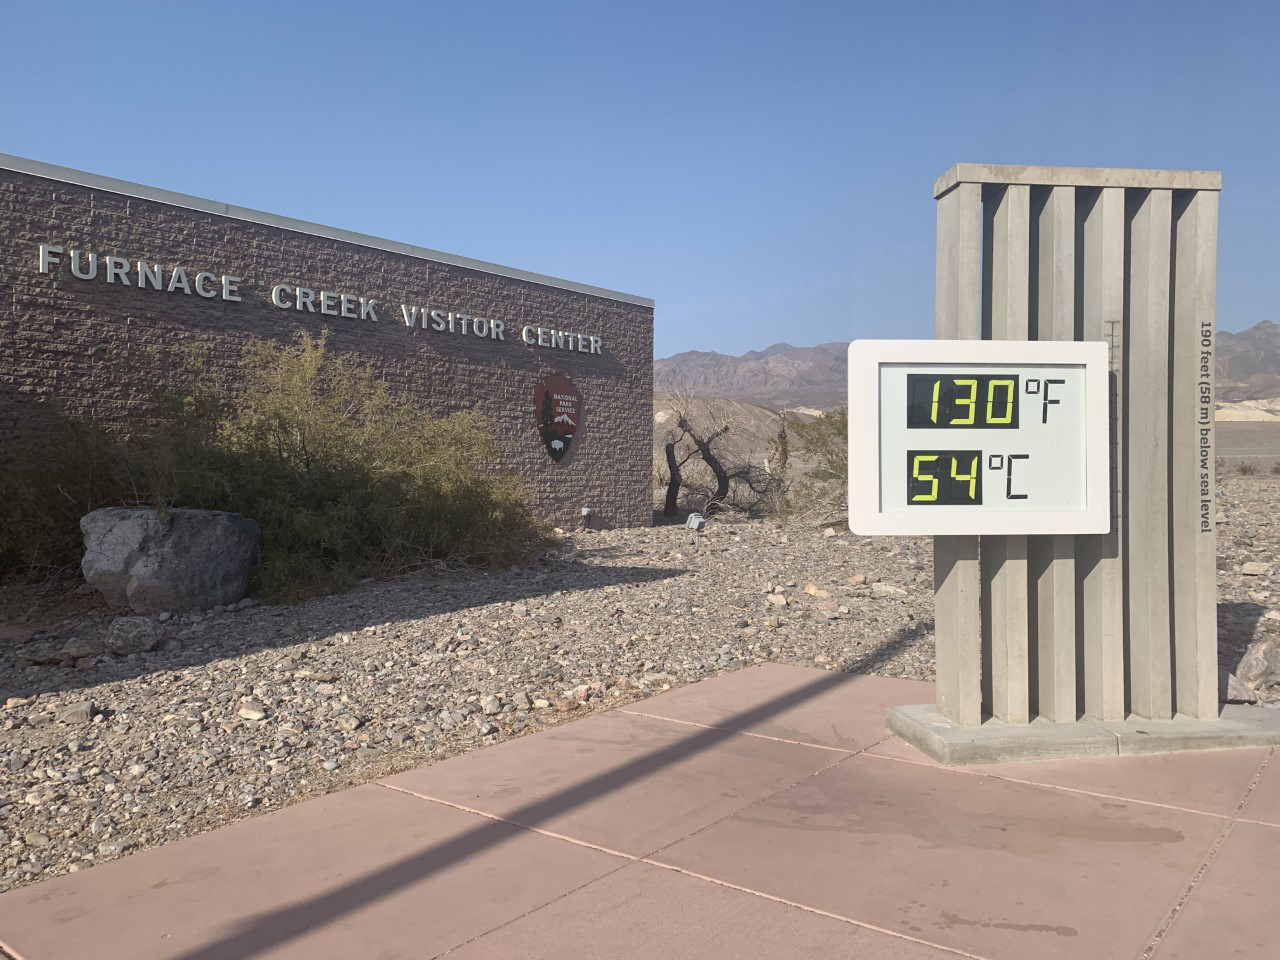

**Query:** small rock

left=512, top=691, right=532, bottom=710
left=477, top=721, right=499, bottom=736
left=533, top=698, right=551, bottom=709
left=335, top=714, right=363, bottom=732
left=24, top=832, right=51, bottom=848
left=766, top=594, right=788, bottom=607
left=56, top=701, right=96, bottom=724
left=97, top=840, right=134, bottom=857
left=61, top=638, right=105, bottom=659
left=104, top=617, right=164, bottom=655
left=355, top=746, right=384, bottom=760
left=871, top=583, right=908, bottom=598
left=823, top=527, right=837, bottom=538
left=322, top=759, right=340, bottom=771
left=479, top=695, right=502, bottom=716
left=848, top=573, right=868, bottom=586
left=237, top=700, right=268, bottom=721
left=804, top=583, right=833, bottom=599
left=0, top=624, right=35, bottom=644
left=1242, top=562, right=1270, bottom=577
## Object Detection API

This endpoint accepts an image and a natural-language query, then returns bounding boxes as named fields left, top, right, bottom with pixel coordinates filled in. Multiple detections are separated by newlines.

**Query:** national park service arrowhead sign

left=535, top=373, right=583, bottom=463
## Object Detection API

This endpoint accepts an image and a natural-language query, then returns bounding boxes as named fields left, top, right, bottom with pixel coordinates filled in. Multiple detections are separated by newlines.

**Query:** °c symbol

left=1026, top=379, right=1041, bottom=395
left=988, top=454, right=1005, bottom=471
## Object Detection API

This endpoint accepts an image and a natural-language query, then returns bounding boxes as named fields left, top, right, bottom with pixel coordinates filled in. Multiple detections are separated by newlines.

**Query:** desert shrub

left=784, top=407, right=849, bottom=525
left=0, top=412, right=139, bottom=576
left=0, top=332, right=553, bottom=600
left=1239, top=462, right=1258, bottom=476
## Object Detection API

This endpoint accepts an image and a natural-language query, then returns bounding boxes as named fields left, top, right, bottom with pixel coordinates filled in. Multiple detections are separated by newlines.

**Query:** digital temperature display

left=907, top=375, right=1020, bottom=429
left=847, top=340, right=1111, bottom=536
left=907, top=450, right=983, bottom=505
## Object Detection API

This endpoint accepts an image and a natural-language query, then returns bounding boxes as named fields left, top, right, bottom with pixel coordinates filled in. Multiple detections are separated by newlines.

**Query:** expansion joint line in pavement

left=614, top=706, right=857, bottom=753
left=1138, top=746, right=1274, bottom=960
left=381, top=733, right=991, bottom=960
left=637, top=860, right=989, bottom=960
left=629, top=734, right=1001, bottom=960
left=861, top=745, right=1248, bottom=819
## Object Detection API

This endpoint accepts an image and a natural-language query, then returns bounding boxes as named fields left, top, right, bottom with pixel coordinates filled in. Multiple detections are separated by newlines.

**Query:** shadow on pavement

left=162, top=627, right=916, bottom=960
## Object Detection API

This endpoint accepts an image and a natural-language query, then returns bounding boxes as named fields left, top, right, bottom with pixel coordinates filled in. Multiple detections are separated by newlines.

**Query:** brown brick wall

left=0, top=169, right=654, bottom=529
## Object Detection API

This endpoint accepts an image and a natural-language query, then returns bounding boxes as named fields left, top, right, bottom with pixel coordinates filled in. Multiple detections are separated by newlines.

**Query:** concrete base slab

left=1102, top=703, right=1280, bottom=755
left=887, top=704, right=1117, bottom=764
left=887, top=702, right=1280, bottom=765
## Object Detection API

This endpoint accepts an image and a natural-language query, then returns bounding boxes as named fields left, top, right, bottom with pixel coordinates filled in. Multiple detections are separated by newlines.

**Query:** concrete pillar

left=1078, top=187, right=1127, bottom=721
left=1126, top=188, right=1175, bottom=720
left=981, top=184, right=1031, bottom=725
left=1171, top=190, right=1220, bottom=719
left=1030, top=185, right=1079, bottom=722
left=929, top=164, right=1222, bottom=735
left=933, top=180, right=984, bottom=726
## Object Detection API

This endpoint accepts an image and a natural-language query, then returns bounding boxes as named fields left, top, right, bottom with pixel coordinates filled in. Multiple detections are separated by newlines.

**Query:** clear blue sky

left=3, top=1, right=1274, bottom=358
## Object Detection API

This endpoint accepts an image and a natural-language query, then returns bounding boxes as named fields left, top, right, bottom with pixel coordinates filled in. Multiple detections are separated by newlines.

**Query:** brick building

left=0, top=154, right=654, bottom=529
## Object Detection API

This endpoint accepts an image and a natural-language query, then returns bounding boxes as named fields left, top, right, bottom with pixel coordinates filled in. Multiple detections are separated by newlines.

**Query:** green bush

left=784, top=407, right=849, bottom=524
left=0, top=333, right=553, bottom=600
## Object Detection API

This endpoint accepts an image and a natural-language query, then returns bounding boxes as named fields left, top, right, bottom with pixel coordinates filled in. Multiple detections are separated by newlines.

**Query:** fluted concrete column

left=933, top=180, right=983, bottom=726
left=928, top=164, right=1223, bottom=736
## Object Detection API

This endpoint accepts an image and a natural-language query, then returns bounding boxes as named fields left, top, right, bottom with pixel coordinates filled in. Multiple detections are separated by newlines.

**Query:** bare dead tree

left=678, top=414, right=730, bottom=514
left=663, top=429, right=694, bottom=516
left=657, top=393, right=733, bottom=517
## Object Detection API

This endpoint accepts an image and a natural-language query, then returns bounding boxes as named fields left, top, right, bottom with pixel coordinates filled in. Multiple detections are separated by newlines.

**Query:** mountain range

left=653, top=341, right=848, bottom=410
left=656, top=320, right=1278, bottom=410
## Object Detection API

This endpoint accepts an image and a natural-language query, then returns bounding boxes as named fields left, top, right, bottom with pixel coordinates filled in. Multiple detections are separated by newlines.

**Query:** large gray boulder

left=1235, top=634, right=1280, bottom=704
left=81, top=507, right=259, bottom=613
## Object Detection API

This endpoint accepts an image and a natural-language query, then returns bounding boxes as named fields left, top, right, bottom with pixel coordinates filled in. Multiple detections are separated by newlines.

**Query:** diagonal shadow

left=162, top=628, right=918, bottom=960
left=5, top=563, right=686, bottom=699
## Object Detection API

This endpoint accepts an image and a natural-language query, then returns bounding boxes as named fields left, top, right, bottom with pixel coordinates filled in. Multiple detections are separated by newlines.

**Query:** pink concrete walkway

left=1, top=663, right=1276, bottom=960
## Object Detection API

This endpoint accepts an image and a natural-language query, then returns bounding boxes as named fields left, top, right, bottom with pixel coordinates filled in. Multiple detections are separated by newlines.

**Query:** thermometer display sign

left=906, top=375, right=1019, bottom=429
left=847, top=340, right=1110, bottom=536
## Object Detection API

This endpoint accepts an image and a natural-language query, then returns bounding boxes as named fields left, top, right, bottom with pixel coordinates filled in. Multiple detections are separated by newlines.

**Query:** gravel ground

left=0, top=518, right=935, bottom=891
left=2, top=473, right=1275, bottom=892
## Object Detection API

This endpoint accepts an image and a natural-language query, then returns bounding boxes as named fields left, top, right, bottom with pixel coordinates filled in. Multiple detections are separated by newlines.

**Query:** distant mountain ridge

left=1219, top=320, right=1280, bottom=401
left=654, top=321, right=1278, bottom=410
left=654, top=341, right=848, bottom=410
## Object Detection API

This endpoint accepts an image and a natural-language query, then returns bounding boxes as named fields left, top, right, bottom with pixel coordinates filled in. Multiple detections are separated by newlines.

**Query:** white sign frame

left=847, top=339, right=1111, bottom=536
